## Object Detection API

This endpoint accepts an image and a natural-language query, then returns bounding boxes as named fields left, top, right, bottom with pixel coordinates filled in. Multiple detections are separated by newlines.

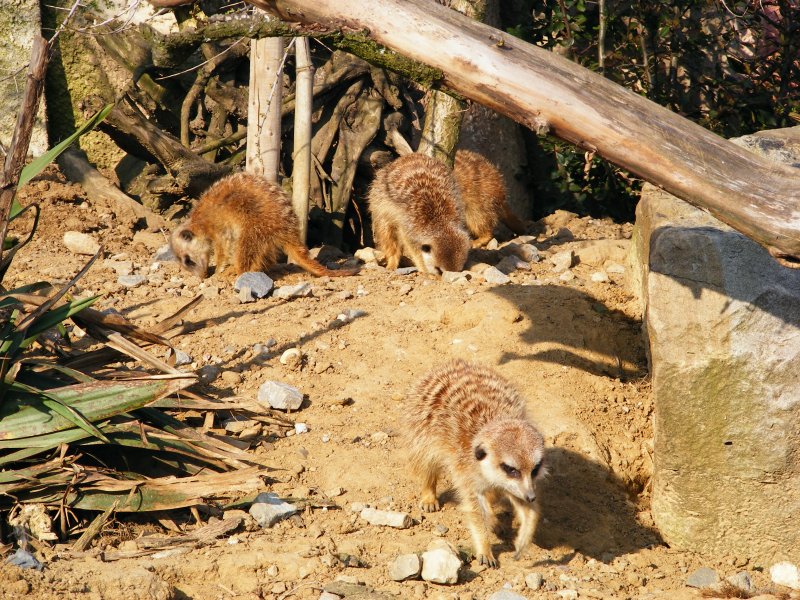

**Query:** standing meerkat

left=170, top=172, right=357, bottom=280
left=405, top=360, right=546, bottom=567
left=453, top=150, right=529, bottom=247
left=367, top=153, right=470, bottom=274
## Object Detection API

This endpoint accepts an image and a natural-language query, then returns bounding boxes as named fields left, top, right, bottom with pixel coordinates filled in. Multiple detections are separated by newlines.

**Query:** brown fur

left=405, top=360, right=546, bottom=567
left=453, top=150, right=529, bottom=247
left=367, top=154, right=470, bottom=274
left=170, top=172, right=357, bottom=279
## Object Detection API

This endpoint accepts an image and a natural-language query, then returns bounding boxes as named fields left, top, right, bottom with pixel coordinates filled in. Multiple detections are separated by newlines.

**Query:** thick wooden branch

left=250, top=0, right=800, bottom=264
left=0, top=36, right=48, bottom=271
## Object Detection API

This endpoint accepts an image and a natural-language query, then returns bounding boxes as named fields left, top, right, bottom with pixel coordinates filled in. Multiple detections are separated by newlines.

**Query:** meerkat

left=453, top=150, right=529, bottom=247
left=405, top=360, right=546, bottom=567
left=170, top=172, right=357, bottom=280
left=367, top=153, right=470, bottom=274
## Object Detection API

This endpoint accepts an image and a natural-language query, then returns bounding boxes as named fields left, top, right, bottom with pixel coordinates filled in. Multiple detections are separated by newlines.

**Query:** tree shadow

left=488, top=283, right=647, bottom=380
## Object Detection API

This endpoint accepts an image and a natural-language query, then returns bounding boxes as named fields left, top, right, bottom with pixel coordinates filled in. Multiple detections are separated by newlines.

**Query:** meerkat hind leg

left=508, top=494, right=540, bottom=560
left=471, top=232, right=494, bottom=248
left=418, top=463, right=441, bottom=513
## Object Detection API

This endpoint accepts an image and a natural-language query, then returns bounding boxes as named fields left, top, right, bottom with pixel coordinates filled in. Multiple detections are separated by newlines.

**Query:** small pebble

left=550, top=250, right=574, bottom=273
left=258, top=381, right=304, bottom=410
left=118, top=274, right=146, bottom=288
left=771, top=562, right=800, bottom=590
left=63, top=231, right=100, bottom=255
left=482, top=266, right=510, bottom=285
left=280, top=348, right=303, bottom=367
left=525, top=572, right=544, bottom=590
left=686, top=567, right=720, bottom=589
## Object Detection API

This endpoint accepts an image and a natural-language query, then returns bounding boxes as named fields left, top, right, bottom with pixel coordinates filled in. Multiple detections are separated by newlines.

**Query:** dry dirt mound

left=2, top=175, right=783, bottom=599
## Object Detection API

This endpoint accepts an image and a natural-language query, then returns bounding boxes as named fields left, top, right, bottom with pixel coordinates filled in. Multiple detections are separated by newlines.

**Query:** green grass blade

left=0, top=377, right=193, bottom=440
left=14, top=103, right=114, bottom=204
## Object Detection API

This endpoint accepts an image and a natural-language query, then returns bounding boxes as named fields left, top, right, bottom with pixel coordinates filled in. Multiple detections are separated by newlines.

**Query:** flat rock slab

left=234, top=272, right=274, bottom=298
left=249, top=492, right=297, bottom=527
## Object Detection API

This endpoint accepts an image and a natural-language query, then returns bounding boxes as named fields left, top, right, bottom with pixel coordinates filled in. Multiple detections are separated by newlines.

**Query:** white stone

left=556, top=591, right=578, bottom=600
left=488, top=592, right=527, bottom=600
left=118, top=274, right=146, bottom=288
left=153, top=244, right=176, bottom=262
left=359, top=507, right=412, bottom=529
left=591, top=271, right=609, bottom=283
left=103, top=259, right=134, bottom=276
left=279, top=348, right=302, bottom=367
left=388, top=553, right=421, bottom=581
left=62, top=231, right=99, bottom=255
left=442, top=270, right=469, bottom=284
left=294, top=422, right=309, bottom=435
left=234, top=272, right=274, bottom=298
left=249, top=492, right=297, bottom=527
left=420, top=542, right=461, bottom=585
left=550, top=249, right=574, bottom=272
left=257, top=381, right=304, bottom=410
left=482, top=266, right=511, bottom=285
left=525, top=572, right=544, bottom=590
left=771, top=562, right=800, bottom=590
left=273, top=282, right=313, bottom=299
left=559, top=270, right=575, bottom=282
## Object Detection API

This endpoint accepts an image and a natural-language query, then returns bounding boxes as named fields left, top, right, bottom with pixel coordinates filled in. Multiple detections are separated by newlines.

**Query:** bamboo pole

left=246, top=36, right=285, bottom=181
left=291, top=37, right=313, bottom=243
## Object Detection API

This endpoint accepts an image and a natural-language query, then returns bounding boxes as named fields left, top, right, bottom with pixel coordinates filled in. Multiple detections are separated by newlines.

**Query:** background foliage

left=504, top=0, right=800, bottom=220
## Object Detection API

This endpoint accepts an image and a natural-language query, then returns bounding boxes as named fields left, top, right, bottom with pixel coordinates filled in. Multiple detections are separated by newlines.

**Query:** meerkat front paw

left=477, top=553, right=499, bottom=568
left=419, top=491, right=440, bottom=512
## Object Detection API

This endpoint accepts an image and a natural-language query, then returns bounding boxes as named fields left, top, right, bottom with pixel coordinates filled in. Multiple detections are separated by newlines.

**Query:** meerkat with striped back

left=367, top=153, right=470, bottom=274
left=170, top=172, right=357, bottom=280
left=404, top=360, right=547, bottom=567
left=453, top=149, right=529, bottom=247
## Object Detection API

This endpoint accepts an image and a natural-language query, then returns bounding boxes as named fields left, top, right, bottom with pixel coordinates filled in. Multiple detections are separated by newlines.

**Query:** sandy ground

left=0, top=172, right=790, bottom=600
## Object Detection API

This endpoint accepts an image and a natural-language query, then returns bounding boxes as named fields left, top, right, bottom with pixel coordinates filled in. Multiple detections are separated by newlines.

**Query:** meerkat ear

left=179, top=229, right=194, bottom=242
left=474, top=446, right=487, bottom=461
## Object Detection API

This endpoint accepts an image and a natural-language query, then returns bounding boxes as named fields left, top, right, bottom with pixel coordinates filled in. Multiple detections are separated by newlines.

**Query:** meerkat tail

left=285, top=243, right=358, bottom=277
left=499, top=203, right=529, bottom=235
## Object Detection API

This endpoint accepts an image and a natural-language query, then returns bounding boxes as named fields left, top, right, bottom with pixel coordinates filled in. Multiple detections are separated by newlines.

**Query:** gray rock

left=5, top=548, right=43, bottom=571
left=502, top=242, right=541, bottom=263
left=550, top=250, right=574, bottom=273
left=495, top=255, right=530, bottom=274
left=198, top=365, right=220, bottom=384
left=238, top=286, right=255, bottom=304
left=257, top=381, right=303, bottom=410
left=234, top=272, right=274, bottom=298
left=359, top=507, right=412, bottom=529
left=279, top=348, right=302, bottom=367
left=442, top=270, right=469, bottom=283
left=635, top=173, right=800, bottom=563
left=388, top=554, right=421, bottom=581
left=421, top=540, right=461, bottom=584
left=318, top=593, right=342, bottom=600
left=482, top=266, right=511, bottom=285
left=153, top=245, right=176, bottom=262
left=525, top=572, right=544, bottom=590
left=249, top=492, right=297, bottom=527
left=686, top=567, right=719, bottom=589
left=488, top=592, right=527, bottom=600
left=63, top=231, right=100, bottom=256
left=771, top=562, right=800, bottom=590
left=273, top=282, right=312, bottom=299
left=726, top=572, right=754, bottom=594
left=173, top=349, right=192, bottom=367
left=118, top=274, right=146, bottom=288
left=395, top=267, right=418, bottom=275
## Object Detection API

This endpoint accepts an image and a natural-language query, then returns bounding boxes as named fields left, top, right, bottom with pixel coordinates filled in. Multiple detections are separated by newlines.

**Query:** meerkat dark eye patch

left=183, top=256, right=196, bottom=267
left=531, top=462, right=542, bottom=478
left=474, top=446, right=487, bottom=461
left=500, top=463, right=520, bottom=478
left=180, top=230, right=194, bottom=241
left=421, top=244, right=432, bottom=253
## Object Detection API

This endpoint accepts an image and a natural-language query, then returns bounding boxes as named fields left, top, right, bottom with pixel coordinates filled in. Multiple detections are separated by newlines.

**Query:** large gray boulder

left=632, top=127, right=800, bottom=563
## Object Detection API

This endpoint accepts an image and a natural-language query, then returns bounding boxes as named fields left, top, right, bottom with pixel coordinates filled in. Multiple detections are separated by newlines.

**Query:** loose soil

left=0, top=171, right=786, bottom=600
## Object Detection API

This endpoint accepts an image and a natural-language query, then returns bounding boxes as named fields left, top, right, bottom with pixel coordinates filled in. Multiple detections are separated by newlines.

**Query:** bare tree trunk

left=247, top=37, right=285, bottom=181
left=417, top=91, right=463, bottom=166
left=292, top=37, right=313, bottom=243
left=250, top=0, right=800, bottom=264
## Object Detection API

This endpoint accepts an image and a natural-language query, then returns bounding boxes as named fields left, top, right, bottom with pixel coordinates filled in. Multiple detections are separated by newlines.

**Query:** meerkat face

left=419, top=228, right=471, bottom=274
left=473, top=421, right=546, bottom=503
left=170, top=224, right=211, bottom=279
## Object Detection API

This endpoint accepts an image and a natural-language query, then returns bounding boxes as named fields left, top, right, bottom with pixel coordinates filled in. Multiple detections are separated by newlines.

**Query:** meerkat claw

left=478, top=554, right=499, bottom=568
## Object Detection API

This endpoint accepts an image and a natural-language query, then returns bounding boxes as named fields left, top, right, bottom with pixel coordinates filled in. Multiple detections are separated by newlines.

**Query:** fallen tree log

left=250, top=0, right=800, bottom=265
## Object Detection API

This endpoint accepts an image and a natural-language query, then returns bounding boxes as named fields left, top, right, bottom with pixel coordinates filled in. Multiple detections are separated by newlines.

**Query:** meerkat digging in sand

left=171, top=172, right=357, bottom=280
left=453, top=149, right=529, bottom=247
left=405, top=360, right=546, bottom=567
left=367, top=153, right=470, bottom=274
